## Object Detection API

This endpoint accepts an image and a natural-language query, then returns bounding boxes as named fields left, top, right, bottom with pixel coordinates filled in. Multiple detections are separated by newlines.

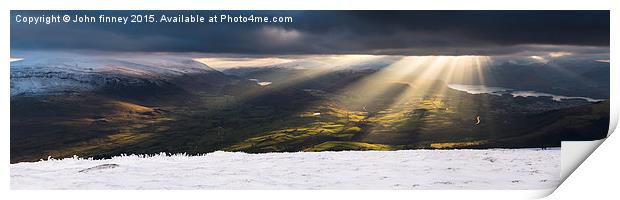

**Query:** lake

left=447, top=84, right=604, bottom=102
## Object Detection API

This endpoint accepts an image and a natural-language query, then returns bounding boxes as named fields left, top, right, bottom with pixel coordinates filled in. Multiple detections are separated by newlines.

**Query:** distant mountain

left=10, top=52, right=238, bottom=98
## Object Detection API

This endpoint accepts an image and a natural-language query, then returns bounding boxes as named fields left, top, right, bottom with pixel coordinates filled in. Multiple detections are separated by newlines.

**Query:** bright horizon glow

left=596, top=59, right=610, bottom=63
left=195, top=54, right=387, bottom=70
left=195, top=57, right=294, bottom=69
left=529, top=55, right=546, bottom=61
left=549, top=52, right=573, bottom=57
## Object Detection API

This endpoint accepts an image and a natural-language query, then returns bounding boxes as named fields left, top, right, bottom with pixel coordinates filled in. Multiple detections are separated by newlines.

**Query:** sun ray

left=334, top=56, right=433, bottom=110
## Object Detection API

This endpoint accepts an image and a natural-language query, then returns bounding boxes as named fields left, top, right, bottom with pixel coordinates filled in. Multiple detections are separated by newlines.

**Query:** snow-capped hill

left=11, top=149, right=559, bottom=189
left=10, top=52, right=217, bottom=96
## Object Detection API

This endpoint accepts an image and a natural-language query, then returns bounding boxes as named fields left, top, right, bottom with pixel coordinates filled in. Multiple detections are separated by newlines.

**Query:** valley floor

left=10, top=149, right=559, bottom=189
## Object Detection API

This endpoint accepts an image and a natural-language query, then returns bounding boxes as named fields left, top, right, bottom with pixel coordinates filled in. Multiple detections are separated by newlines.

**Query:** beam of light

left=382, top=55, right=455, bottom=109
left=473, top=56, right=491, bottom=85
left=335, top=56, right=433, bottom=107
left=413, top=56, right=459, bottom=98
left=329, top=55, right=492, bottom=141
left=337, top=56, right=492, bottom=111
left=389, top=56, right=491, bottom=113
left=198, top=54, right=494, bottom=113
left=198, top=54, right=498, bottom=146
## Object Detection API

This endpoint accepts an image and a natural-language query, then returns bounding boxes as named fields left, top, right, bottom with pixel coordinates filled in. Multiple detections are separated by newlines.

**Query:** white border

left=2, top=0, right=616, bottom=199
left=3, top=0, right=615, bottom=10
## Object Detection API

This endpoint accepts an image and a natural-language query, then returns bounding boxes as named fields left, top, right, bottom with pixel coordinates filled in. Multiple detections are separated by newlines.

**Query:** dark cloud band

left=10, top=11, right=610, bottom=55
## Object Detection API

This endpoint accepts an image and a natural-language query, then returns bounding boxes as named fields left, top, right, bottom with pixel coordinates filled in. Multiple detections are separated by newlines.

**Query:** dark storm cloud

left=10, top=10, right=609, bottom=55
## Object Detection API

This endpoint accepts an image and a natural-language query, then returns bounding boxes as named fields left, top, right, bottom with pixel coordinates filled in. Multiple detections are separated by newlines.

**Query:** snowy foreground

left=11, top=149, right=560, bottom=189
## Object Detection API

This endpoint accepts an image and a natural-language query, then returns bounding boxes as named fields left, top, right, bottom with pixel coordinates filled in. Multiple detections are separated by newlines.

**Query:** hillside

left=10, top=53, right=610, bottom=163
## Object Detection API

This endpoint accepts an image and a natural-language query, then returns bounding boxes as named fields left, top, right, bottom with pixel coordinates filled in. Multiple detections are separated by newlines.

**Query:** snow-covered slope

left=10, top=52, right=216, bottom=96
left=11, top=149, right=559, bottom=189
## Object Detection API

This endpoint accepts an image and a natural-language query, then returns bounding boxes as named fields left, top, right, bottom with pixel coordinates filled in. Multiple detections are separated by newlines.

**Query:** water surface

left=448, top=84, right=604, bottom=102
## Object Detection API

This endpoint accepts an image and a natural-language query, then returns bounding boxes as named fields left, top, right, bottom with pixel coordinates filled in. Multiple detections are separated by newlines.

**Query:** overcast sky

left=10, top=11, right=610, bottom=56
